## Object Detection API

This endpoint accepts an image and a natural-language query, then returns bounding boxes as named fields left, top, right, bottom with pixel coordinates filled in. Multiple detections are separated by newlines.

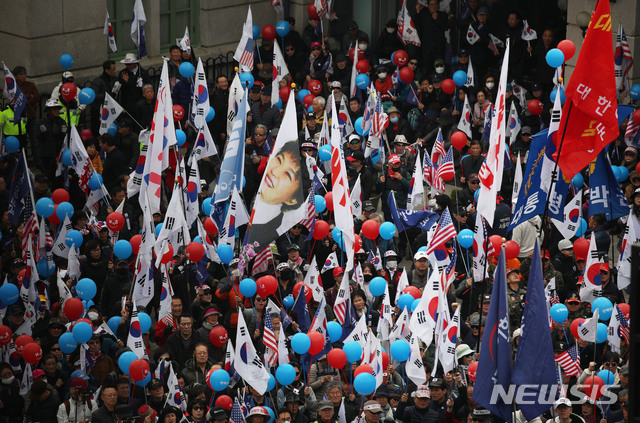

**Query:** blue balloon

left=264, top=406, right=275, bottom=423
left=390, top=339, right=411, bottom=362
left=355, top=74, right=370, bottom=90
left=283, top=295, right=295, bottom=308
left=343, top=340, right=362, bottom=362
left=206, top=106, right=215, bottom=122
left=82, top=300, right=95, bottom=310
left=369, top=276, right=387, bottom=297
left=314, top=194, right=326, bottom=213
left=36, top=197, right=55, bottom=218
left=332, top=227, right=343, bottom=246
left=252, top=25, right=261, bottom=39
left=458, top=229, right=474, bottom=248
left=550, top=87, right=566, bottom=105
left=217, top=244, right=234, bottom=264
left=240, top=278, right=257, bottom=297
left=291, top=333, right=311, bottom=354
left=618, top=166, right=630, bottom=182
left=276, top=363, right=296, bottom=385
left=4, top=136, right=20, bottom=153
left=107, top=316, right=121, bottom=334
left=0, top=283, right=19, bottom=305
left=179, top=62, right=195, bottom=79
left=592, top=297, right=613, bottom=321
left=354, top=117, right=370, bottom=136
left=136, top=373, right=151, bottom=387
left=37, top=258, right=56, bottom=278
left=318, top=144, right=331, bottom=161
left=411, top=298, right=421, bottom=312
left=298, top=89, right=311, bottom=102
left=597, top=369, right=615, bottom=386
left=202, top=197, right=212, bottom=215
left=575, top=218, right=587, bottom=237
left=61, top=149, right=73, bottom=166
left=76, top=278, right=97, bottom=301
left=354, top=373, right=376, bottom=395
left=209, top=369, right=230, bottom=390
left=276, top=20, right=291, bottom=38
left=418, top=246, right=427, bottom=252
left=78, top=87, right=96, bottom=105
left=398, top=293, right=414, bottom=311
left=114, top=239, right=132, bottom=259
left=118, top=351, right=137, bottom=375
left=327, top=321, right=342, bottom=342
left=138, top=312, right=152, bottom=333
left=65, top=229, right=83, bottom=248
left=239, top=72, right=255, bottom=89
left=452, top=70, right=468, bottom=87
left=379, top=222, right=396, bottom=240
left=155, top=223, right=163, bottom=237
left=107, top=123, right=118, bottom=136
left=56, top=202, right=74, bottom=221
left=571, top=173, right=584, bottom=188
left=58, top=332, right=78, bottom=354
left=88, top=172, right=103, bottom=190
left=307, top=105, right=313, bottom=113
left=175, top=129, right=187, bottom=147
left=267, top=373, right=276, bottom=391
left=545, top=48, right=565, bottom=68
left=72, top=321, right=93, bottom=344
left=630, top=84, right=640, bottom=101
left=59, top=53, right=73, bottom=69
left=596, top=322, right=608, bottom=343
left=275, top=98, right=283, bottom=109
left=550, top=303, right=569, bottom=323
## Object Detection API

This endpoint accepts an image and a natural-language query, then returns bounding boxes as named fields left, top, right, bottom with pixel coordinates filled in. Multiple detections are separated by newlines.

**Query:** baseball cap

left=558, top=239, right=573, bottom=251
left=45, top=98, right=63, bottom=108
left=229, top=258, right=240, bottom=267
left=388, top=154, right=401, bottom=165
left=457, top=49, right=469, bottom=57
left=373, top=385, right=390, bottom=398
left=48, top=318, right=65, bottom=328
left=429, top=378, right=445, bottom=388
left=260, top=86, right=271, bottom=95
left=71, top=378, right=89, bottom=389
left=247, top=406, right=270, bottom=418
left=531, top=83, right=543, bottom=91
left=363, top=201, right=376, bottom=212
left=482, top=294, right=492, bottom=304
left=11, top=258, right=26, bottom=268
left=310, top=41, right=322, bottom=49
left=287, top=244, right=300, bottom=252
left=468, top=173, right=479, bottom=182
left=71, top=369, right=89, bottom=380
left=347, top=151, right=365, bottom=162
left=521, top=126, right=532, bottom=135
left=477, top=7, right=489, bottom=15
left=469, top=314, right=486, bottom=327
left=148, top=378, right=163, bottom=389
left=385, top=250, right=398, bottom=258
left=434, top=58, right=445, bottom=67
left=276, top=262, right=290, bottom=271
left=208, top=406, right=227, bottom=421
left=625, top=146, right=638, bottom=155
left=554, top=397, right=572, bottom=408
left=363, top=400, right=383, bottom=413
left=331, top=81, right=342, bottom=88
left=413, top=385, right=430, bottom=398
left=333, top=267, right=345, bottom=277
left=472, top=407, right=492, bottom=419
left=601, top=262, right=610, bottom=272
left=301, top=142, right=316, bottom=150
left=414, top=251, right=428, bottom=260
left=348, top=133, right=362, bottom=143
left=348, top=21, right=359, bottom=30
left=566, top=292, right=581, bottom=304
left=317, top=400, right=334, bottom=411
left=63, top=71, right=74, bottom=79
left=138, top=405, right=158, bottom=423
left=32, top=369, right=46, bottom=379
left=455, top=344, right=474, bottom=360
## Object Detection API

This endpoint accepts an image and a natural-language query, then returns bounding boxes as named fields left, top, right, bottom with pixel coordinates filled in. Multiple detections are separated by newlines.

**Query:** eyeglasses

left=203, top=290, right=212, bottom=295
left=409, top=61, right=418, bottom=65
left=50, top=347, right=61, bottom=351
left=285, top=48, right=295, bottom=52
left=311, top=47, right=321, bottom=51
left=632, top=177, right=640, bottom=182
left=349, top=140, right=361, bottom=145
left=458, top=213, right=468, bottom=218
left=600, top=270, right=609, bottom=275
left=469, top=181, right=479, bottom=185
left=604, top=362, right=618, bottom=367
left=256, top=298, right=266, bottom=302
left=255, top=132, right=267, bottom=137
left=193, top=406, right=205, bottom=411
left=302, top=148, right=315, bottom=152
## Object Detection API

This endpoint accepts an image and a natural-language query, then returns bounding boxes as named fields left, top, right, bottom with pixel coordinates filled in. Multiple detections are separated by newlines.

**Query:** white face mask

left=358, top=43, right=368, bottom=52
left=386, top=260, right=398, bottom=269
left=88, top=311, right=99, bottom=321
left=386, top=27, right=395, bottom=34
left=435, top=66, right=445, bottom=74
left=2, top=376, right=15, bottom=384
left=486, top=82, right=495, bottom=89
left=378, top=72, right=387, bottom=79
left=231, top=269, right=241, bottom=277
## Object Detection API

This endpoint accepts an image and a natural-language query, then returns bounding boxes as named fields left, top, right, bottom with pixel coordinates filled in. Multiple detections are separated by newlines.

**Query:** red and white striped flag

left=615, top=23, right=634, bottom=93
left=233, top=7, right=254, bottom=71
left=624, top=116, right=639, bottom=146
left=251, top=247, right=273, bottom=276
left=423, top=150, right=434, bottom=187
left=426, top=208, right=457, bottom=255
left=432, top=147, right=454, bottom=192
left=431, top=129, right=447, bottom=165
left=263, top=311, right=278, bottom=367
left=21, top=212, right=38, bottom=262
left=333, top=272, right=350, bottom=324
left=554, top=345, right=581, bottom=377
left=300, top=193, right=316, bottom=232
left=371, top=92, right=388, bottom=138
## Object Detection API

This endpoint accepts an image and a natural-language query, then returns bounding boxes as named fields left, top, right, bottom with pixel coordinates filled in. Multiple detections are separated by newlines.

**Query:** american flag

left=263, top=311, right=278, bottom=366
left=333, top=274, right=350, bottom=325
left=361, top=90, right=374, bottom=135
left=433, top=147, right=454, bottom=192
left=229, top=397, right=245, bottom=423
left=371, top=92, right=388, bottom=137
left=555, top=344, right=581, bottom=377
left=251, top=246, right=273, bottom=276
left=22, top=211, right=37, bottom=262
left=423, top=150, right=434, bottom=186
left=314, top=0, right=328, bottom=18
left=238, top=39, right=254, bottom=70
left=440, top=239, right=457, bottom=293
left=431, top=130, right=446, bottom=165
left=426, top=208, right=457, bottom=255
left=615, top=23, right=634, bottom=93
left=624, top=117, right=639, bottom=146
left=300, top=193, right=315, bottom=232
left=617, top=306, right=630, bottom=347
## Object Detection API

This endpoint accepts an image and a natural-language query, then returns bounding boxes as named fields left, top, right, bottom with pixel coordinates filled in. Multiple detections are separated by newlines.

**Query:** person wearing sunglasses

left=186, top=398, right=207, bottom=422
left=455, top=172, right=481, bottom=212
left=624, top=171, right=640, bottom=203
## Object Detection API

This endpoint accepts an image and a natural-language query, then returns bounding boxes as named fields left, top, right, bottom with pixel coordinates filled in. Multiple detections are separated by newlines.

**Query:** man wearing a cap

left=361, top=400, right=384, bottom=423
left=346, top=151, right=374, bottom=201
left=378, top=154, right=410, bottom=221
left=250, top=86, right=282, bottom=132
left=552, top=240, right=578, bottom=292
left=408, top=251, right=430, bottom=288
left=300, top=112, right=319, bottom=142
left=342, top=21, right=368, bottom=54
left=57, top=377, right=96, bottom=422
left=315, top=399, right=338, bottom=423
left=600, top=262, right=624, bottom=304
left=208, top=406, right=229, bottom=423
left=471, top=406, right=492, bottom=423
left=397, top=385, right=440, bottom=423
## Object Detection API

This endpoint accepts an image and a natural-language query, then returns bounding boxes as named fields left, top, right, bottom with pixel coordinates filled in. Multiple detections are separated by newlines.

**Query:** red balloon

left=0, top=325, right=12, bottom=346
left=348, top=47, right=365, bottom=62
left=451, top=131, right=468, bottom=150
left=303, top=94, right=315, bottom=109
left=15, top=335, right=34, bottom=355
left=129, top=358, right=150, bottom=381
left=308, top=331, right=325, bottom=355
left=261, top=25, right=276, bottom=41
left=17, top=269, right=27, bottom=285
left=48, top=205, right=61, bottom=224
left=293, top=282, right=313, bottom=303
left=204, top=217, right=218, bottom=236
left=22, top=342, right=43, bottom=365
left=570, top=318, right=586, bottom=339
left=106, top=212, right=125, bottom=232
left=440, top=167, right=455, bottom=181
left=130, top=234, right=142, bottom=255
left=327, top=348, right=347, bottom=369
left=403, top=286, right=421, bottom=300
left=355, top=60, right=370, bottom=74
left=398, top=67, right=414, bottom=84
left=617, top=303, right=630, bottom=322
left=216, top=395, right=234, bottom=410
left=279, top=86, right=291, bottom=102
left=573, top=238, right=590, bottom=260
left=442, top=79, right=456, bottom=95
left=308, top=79, right=322, bottom=96
left=353, top=234, right=362, bottom=253
left=504, top=241, right=520, bottom=260
left=468, top=361, right=478, bottom=382
left=354, top=364, right=373, bottom=377
left=488, top=235, right=503, bottom=256
left=632, top=110, right=640, bottom=126
left=209, top=326, right=229, bottom=347
left=324, top=192, right=334, bottom=211
left=76, top=318, right=94, bottom=329
left=636, top=161, right=640, bottom=175
left=361, top=219, right=380, bottom=240
left=392, top=50, right=409, bottom=67
left=381, top=351, right=389, bottom=370
left=185, top=242, right=205, bottom=262
left=583, top=375, right=605, bottom=401
left=52, top=189, right=69, bottom=204
left=160, top=243, right=174, bottom=264
left=557, top=40, right=576, bottom=61
left=60, top=83, right=77, bottom=102
left=256, top=275, right=278, bottom=297
left=313, top=220, right=330, bottom=240
left=64, top=298, right=84, bottom=321
left=172, top=105, right=185, bottom=121
left=527, top=99, right=543, bottom=116
left=307, top=2, right=319, bottom=19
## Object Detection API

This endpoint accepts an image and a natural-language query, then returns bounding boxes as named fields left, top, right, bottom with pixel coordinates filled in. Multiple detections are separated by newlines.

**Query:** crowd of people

left=0, top=1, right=634, bottom=423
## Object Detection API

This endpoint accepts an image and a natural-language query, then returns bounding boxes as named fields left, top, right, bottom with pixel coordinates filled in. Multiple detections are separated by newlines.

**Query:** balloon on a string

left=118, top=351, right=137, bottom=375
left=308, top=79, right=322, bottom=95
left=313, top=220, right=330, bottom=240
left=356, top=60, right=370, bottom=74
left=58, top=332, right=77, bottom=354
left=398, top=67, right=414, bottom=84
left=343, top=341, right=362, bottom=362
left=550, top=304, right=569, bottom=323
left=138, top=312, right=152, bottom=333
left=22, top=343, right=43, bottom=365
left=61, top=149, right=73, bottom=166
left=301, top=94, right=315, bottom=110
left=314, top=195, right=327, bottom=214
left=175, top=129, right=187, bottom=147
left=209, top=326, right=228, bottom=347
left=630, top=84, right=640, bottom=101
left=216, top=244, right=234, bottom=264
left=328, top=348, right=347, bottom=368
left=355, top=74, right=370, bottom=90
left=379, top=222, right=396, bottom=240
left=550, top=87, right=566, bottom=105
left=571, top=173, right=584, bottom=188
left=276, top=363, right=296, bottom=385
left=64, top=298, right=84, bottom=321
left=185, top=242, right=205, bottom=262
left=256, top=275, right=277, bottom=297
left=390, top=339, right=411, bottom=362
left=252, top=25, right=261, bottom=39
left=468, top=361, right=478, bottom=382
left=113, top=240, right=133, bottom=259
left=35, top=197, right=55, bottom=218
left=262, top=24, right=276, bottom=41
left=398, top=293, right=414, bottom=310
left=327, top=321, right=342, bottom=342
left=129, top=359, right=150, bottom=381
left=59, top=54, right=74, bottom=69
left=451, top=131, right=468, bottom=150
left=308, top=331, right=325, bottom=355
left=37, top=258, right=56, bottom=278
left=106, top=212, right=125, bottom=232
left=324, top=192, right=334, bottom=211
left=527, top=99, right=543, bottom=116
left=504, top=241, right=520, bottom=260
left=88, top=172, right=103, bottom=190
left=592, top=297, right=613, bottom=321
left=4, top=136, right=20, bottom=153
left=557, top=40, right=575, bottom=61
left=291, top=333, right=311, bottom=354
left=72, top=321, right=93, bottom=344
left=298, top=89, right=311, bottom=102
left=78, top=87, right=96, bottom=105
left=276, top=20, right=291, bottom=38
left=369, top=276, right=387, bottom=296
left=216, top=395, right=233, bottom=410
left=597, top=369, right=615, bottom=386
left=239, top=278, right=257, bottom=297
left=107, top=123, right=118, bottom=136
left=458, top=229, right=474, bottom=248
left=488, top=235, right=503, bottom=256
left=442, top=79, right=456, bottom=94
left=583, top=375, right=605, bottom=400
left=173, top=105, right=185, bottom=121
left=570, top=318, right=585, bottom=339
left=201, top=197, right=212, bottom=215
left=545, top=48, right=565, bottom=68
left=209, top=369, right=230, bottom=390
left=0, top=283, right=19, bottom=305
left=60, top=82, right=77, bottom=101
left=392, top=50, right=408, bottom=67
left=318, top=145, right=331, bottom=161
left=76, top=278, right=97, bottom=301
left=292, top=282, right=313, bottom=303
left=56, top=201, right=74, bottom=221
left=361, top=219, right=380, bottom=240
left=331, top=227, right=343, bottom=246
left=53, top=188, right=70, bottom=204
left=354, top=117, right=370, bottom=136
left=206, top=106, right=215, bottom=122
left=575, top=218, right=587, bottom=237
left=452, top=70, right=468, bottom=87
left=274, top=97, right=283, bottom=109
left=179, top=62, right=195, bottom=78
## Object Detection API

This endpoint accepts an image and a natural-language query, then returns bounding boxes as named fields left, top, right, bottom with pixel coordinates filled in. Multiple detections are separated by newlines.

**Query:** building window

left=160, top=0, right=199, bottom=51
left=107, top=0, right=139, bottom=59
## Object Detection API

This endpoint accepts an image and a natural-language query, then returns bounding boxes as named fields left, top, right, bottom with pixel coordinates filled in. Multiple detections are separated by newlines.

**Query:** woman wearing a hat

left=246, top=406, right=270, bottom=423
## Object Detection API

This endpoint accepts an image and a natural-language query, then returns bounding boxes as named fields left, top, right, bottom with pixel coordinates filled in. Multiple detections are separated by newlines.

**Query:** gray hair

left=369, top=212, right=385, bottom=223
left=142, top=84, right=154, bottom=92
left=254, top=124, right=268, bottom=135
left=314, top=96, right=326, bottom=107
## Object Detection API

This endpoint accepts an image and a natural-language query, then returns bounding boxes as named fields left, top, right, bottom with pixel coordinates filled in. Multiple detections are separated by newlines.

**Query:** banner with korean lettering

left=553, top=0, right=618, bottom=178
left=587, top=150, right=629, bottom=221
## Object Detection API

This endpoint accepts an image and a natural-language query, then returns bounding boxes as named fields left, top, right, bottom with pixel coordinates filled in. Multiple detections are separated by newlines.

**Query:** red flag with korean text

left=553, top=0, right=618, bottom=178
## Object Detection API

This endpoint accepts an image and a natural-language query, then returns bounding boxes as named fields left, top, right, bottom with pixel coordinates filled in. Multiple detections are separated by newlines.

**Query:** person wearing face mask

left=342, top=21, right=369, bottom=55
left=0, top=363, right=24, bottom=423
left=386, top=112, right=413, bottom=151
left=377, top=155, right=411, bottom=222
left=482, top=75, right=497, bottom=103
left=433, top=58, right=448, bottom=78
left=374, top=66, right=395, bottom=99
left=80, top=239, right=109, bottom=301
left=376, top=19, right=403, bottom=61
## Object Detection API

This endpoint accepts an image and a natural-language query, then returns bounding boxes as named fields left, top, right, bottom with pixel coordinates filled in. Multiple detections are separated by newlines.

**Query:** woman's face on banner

left=261, top=150, right=301, bottom=206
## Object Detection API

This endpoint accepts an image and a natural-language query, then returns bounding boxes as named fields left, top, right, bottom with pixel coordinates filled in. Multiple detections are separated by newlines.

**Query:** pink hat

left=32, top=369, right=45, bottom=379
left=388, top=154, right=401, bottom=165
